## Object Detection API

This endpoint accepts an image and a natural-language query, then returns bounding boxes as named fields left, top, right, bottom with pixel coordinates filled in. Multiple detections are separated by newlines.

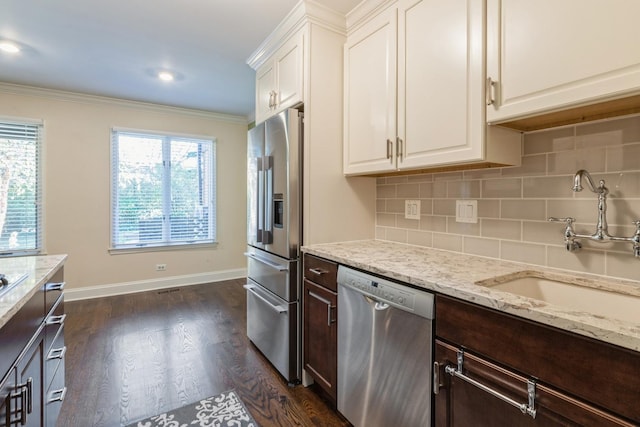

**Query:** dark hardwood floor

left=58, top=278, right=349, bottom=427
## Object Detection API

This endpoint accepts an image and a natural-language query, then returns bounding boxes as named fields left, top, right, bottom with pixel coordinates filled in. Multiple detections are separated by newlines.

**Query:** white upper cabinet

left=344, top=7, right=398, bottom=174
left=487, top=0, right=640, bottom=124
left=255, top=31, right=304, bottom=124
left=344, top=0, right=520, bottom=175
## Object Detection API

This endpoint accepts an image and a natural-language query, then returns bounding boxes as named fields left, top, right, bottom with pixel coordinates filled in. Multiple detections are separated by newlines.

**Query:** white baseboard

left=65, top=268, right=247, bottom=301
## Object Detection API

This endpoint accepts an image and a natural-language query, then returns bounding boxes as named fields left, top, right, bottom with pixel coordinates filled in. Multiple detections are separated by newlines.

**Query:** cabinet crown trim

left=346, top=0, right=396, bottom=33
left=247, top=0, right=346, bottom=70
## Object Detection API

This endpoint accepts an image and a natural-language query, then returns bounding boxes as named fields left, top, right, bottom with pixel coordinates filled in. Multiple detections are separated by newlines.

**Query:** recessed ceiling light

left=158, top=71, right=175, bottom=82
left=0, top=41, right=20, bottom=54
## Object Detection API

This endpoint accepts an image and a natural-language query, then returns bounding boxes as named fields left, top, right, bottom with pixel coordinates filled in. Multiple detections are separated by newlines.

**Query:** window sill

left=109, top=241, right=218, bottom=255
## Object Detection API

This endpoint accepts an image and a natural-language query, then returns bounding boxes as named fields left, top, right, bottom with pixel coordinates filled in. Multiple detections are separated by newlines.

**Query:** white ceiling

left=0, top=0, right=361, bottom=118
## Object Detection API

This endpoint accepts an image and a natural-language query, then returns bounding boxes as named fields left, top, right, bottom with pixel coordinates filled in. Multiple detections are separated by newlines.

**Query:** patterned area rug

left=127, top=390, right=258, bottom=427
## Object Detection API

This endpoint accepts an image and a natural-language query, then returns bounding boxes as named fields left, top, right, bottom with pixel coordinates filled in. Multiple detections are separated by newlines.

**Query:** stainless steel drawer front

left=245, top=281, right=299, bottom=382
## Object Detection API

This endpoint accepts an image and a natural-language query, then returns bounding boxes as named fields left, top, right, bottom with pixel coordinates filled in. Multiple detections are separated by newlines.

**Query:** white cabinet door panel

left=398, top=0, right=485, bottom=168
left=344, top=8, right=397, bottom=175
left=488, top=0, right=640, bottom=122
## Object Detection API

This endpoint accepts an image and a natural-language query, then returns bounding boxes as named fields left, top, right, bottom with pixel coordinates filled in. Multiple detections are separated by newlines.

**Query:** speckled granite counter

left=0, top=254, right=67, bottom=329
left=302, top=240, right=640, bottom=352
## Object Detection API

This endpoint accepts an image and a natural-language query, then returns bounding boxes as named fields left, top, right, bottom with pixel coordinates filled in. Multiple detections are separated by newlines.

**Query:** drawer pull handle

left=46, top=281, right=65, bottom=291
left=308, top=291, right=336, bottom=326
left=46, top=314, right=66, bottom=326
left=48, top=346, right=67, bottom=360
left=48, top=387, right=67, bottom=403
left=308, top=268, right=327, bottom=276
left=444, top=349, right=537, bottom=419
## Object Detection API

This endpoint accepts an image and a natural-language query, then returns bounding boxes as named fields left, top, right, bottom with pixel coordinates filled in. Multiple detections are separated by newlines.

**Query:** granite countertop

left=302, top=240, right=640, bottom=352
left=0, top=254, right=67, bottom=329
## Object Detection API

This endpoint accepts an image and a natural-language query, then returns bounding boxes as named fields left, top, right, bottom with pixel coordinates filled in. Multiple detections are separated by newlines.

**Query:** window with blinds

left=111, top=129, right=216, bottom=250
left=0, top=119, right=42, bottom=256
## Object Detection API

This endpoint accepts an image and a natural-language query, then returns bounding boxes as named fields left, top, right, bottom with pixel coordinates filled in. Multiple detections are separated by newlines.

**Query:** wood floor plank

left=58, top=278, right=350, bottom=426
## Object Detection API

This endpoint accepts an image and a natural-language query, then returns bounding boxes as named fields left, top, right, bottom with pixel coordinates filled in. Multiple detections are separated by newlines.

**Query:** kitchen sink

left=481, top=275, right=640, bottom=324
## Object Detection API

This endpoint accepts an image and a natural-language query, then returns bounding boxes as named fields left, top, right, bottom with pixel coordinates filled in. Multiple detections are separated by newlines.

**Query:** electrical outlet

left=155, top=263, right=167, bottom=271
left=456, top=200, right=478, bottom=223
left=405, top=200, right=421, bottom=220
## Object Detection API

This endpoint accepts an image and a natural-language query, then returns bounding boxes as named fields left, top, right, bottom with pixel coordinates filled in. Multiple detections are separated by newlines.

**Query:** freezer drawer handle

left=244, top=252, right=289, bottom=272
left=243, top=284, right=288, bottom=313
left=444, top=349, right=537, bottom=419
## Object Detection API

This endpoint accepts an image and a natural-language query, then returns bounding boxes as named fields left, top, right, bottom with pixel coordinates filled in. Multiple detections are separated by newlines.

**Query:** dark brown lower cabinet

left=435, top=295, right=639, bottom=426
left=302, top=253, right=338, bottom=404
left=434, top=340, right=634, bottom=427
left=303, top=279, right=337, bottom=402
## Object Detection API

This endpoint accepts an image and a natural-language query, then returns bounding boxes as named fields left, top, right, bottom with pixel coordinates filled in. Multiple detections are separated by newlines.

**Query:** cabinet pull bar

left=308, top=291, right=336, bottom=326
left=46, top=281, right=65, bottom=291
left=396, top=137, right=403, bottom=161
left=486, top=77, right=496, bottom=106
left=46, top=313, right=66, bottom=326
left=48, top=387, right=67, bottom=403
left=433, top=362, right=440, bottom=395
left=48, top=346, right=67, bottom=360
left=308, top=267, right=327, bottom=276
left=445, top=350, right=537, bottom=418
left=386, top=139, right=393, bottom=161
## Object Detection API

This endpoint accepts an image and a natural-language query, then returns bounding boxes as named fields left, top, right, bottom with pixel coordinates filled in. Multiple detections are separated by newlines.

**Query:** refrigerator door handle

left=256, top=157, right=264, bottom=243
left=264, top=155, right=274, bottom=244
left=244, top=283, right=288, bottom=313
left=244, top=252, right=289, bottom=272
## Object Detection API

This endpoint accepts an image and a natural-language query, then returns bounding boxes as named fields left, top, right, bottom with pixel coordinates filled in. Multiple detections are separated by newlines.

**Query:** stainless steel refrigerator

left=245, top=108, right=302, bottom=383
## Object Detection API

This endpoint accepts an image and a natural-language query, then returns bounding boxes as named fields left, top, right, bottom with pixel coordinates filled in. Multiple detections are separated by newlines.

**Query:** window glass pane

left=114, top=134, right=163, bottom=245
left=170, top=139, right=211, bottom=242
left=0, top=121, right=41, bottom=255
left=111, top=130, right=216, bottom=249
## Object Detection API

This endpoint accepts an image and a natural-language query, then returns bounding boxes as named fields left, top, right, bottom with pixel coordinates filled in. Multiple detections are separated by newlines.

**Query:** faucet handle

left=632, top=220, right=640, bottom=233
left=548, top=217, right=576, bottom=225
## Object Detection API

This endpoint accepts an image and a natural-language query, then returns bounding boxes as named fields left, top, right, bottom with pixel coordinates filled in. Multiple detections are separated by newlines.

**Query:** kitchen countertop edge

left=0, top=254, right=68, bottom=329
left=302, top=240, right=640, bottom=353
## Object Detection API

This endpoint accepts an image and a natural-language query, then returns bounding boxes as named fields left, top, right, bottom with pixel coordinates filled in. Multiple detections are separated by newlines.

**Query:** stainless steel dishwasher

left=337, top=266, right=434, bottom=427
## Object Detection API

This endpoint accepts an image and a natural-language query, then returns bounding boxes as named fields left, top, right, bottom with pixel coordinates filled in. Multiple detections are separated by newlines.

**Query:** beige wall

left=376, top=114, right=640, bottom=283
left=0, top=85, right=248, bottom=290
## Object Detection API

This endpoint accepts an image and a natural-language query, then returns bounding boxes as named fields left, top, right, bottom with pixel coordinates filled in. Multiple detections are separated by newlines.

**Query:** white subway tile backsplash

left=501, top=200, right=546, bottom=221
left=482, top=178, right=522, bottom=198
left=433, top=233, right=463, bottom=252
left=481, top=219, right=522, bottom=240
left=375, top=115, right=640, bottom=281
left=464, top=237, right=500, bottom=258
left=408, top=230, right=433, bottom=247
left=500, top=241, right=546, bottom=265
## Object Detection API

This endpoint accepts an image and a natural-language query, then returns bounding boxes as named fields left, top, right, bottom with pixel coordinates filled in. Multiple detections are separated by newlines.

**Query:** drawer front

left=303, top=254, right=337, bottom=291
left=44, top=298, right=64, bottom=353
left=45, top=359, right=66, bottom=427
left=45, top=327, right=64, bottom=391
left=44, top=268, right=64, bottom=315
left=435, top=295, right=640, bottom=422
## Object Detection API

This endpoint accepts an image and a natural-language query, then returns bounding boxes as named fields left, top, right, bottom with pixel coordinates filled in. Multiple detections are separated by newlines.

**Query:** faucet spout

left=573, top=169, right=603, bottom=194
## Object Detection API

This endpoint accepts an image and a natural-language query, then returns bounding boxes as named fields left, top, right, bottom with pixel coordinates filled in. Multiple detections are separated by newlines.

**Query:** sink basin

left=483, top=276, right=640, bottom=324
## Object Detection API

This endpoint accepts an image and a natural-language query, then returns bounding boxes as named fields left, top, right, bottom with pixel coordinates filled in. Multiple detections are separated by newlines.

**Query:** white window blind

left=0, top=119, right=42, bottom=255
left=111, top=129, right=216, bottom=249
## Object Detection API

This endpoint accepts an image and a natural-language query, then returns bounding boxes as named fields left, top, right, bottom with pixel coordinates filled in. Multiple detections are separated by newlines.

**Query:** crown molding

left=0, top=82, right=249, bottom=124
left=246, top=0, right=347, bottom=70
left=346, top=0, right=396, bottom=34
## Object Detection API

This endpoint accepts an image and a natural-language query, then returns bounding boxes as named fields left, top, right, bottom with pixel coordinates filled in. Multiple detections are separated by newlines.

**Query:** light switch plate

left=405, top=200, right=421, bottom=220
left=456, top=200, right=478, bottom=223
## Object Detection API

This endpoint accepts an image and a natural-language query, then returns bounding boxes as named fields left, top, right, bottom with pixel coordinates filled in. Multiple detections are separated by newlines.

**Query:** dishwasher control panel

left=337, top=266, right=434, bottom=318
